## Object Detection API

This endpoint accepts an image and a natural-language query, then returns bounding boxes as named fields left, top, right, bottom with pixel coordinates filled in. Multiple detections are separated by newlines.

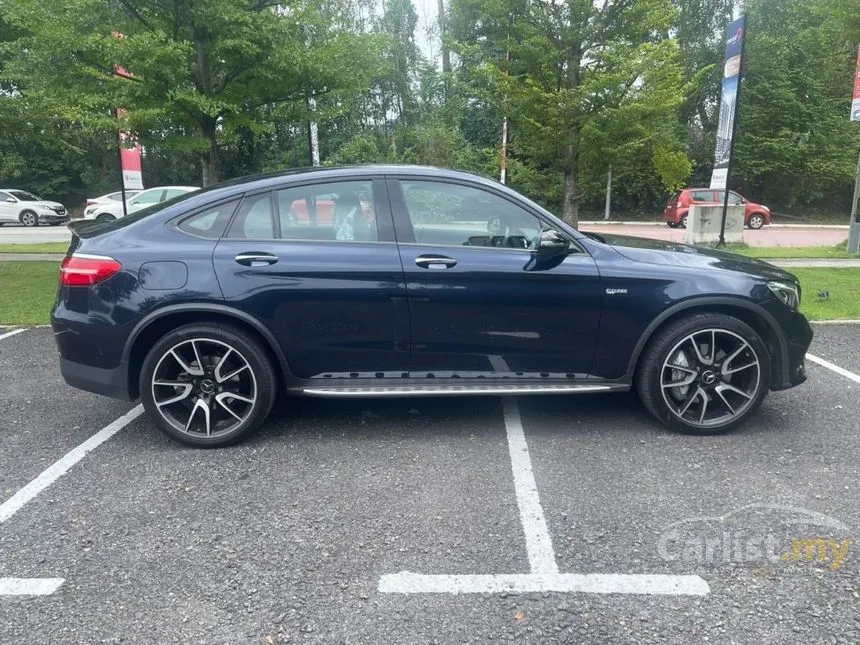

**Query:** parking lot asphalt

left=1, top=326, right=859, bottom=644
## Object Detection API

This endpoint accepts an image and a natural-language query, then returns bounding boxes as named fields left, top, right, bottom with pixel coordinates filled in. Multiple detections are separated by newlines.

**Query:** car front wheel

left=140, top=324, right=277, bottom=447
left=96, top=213, right=116, bottom=222
left=747, top=214, right=765, bottom=230
left=636, top=313, right=770, bottom=434
left=20, top=211, right=38, bottom=227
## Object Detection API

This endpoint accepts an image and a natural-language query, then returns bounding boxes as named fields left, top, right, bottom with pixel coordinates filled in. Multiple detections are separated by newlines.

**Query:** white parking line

left=806, top=353, right=860, bottom=384
left=0, top=405, right=143, bottom=524
left=379, top=572, right=710, bottom=596
left=0, top=578, right=64, bottom=596
left=502, top=397, right=559, bottom=574
left=379, top=396, right=710, bottom=596
left=0, top=328, right=25, bottom=341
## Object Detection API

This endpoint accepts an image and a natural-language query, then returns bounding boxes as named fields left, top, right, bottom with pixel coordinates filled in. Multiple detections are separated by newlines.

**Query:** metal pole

left=500, top=46, right=510, bottom=184
left=604, top=165, right=612, bottom=220
left=848, top=147, right=860, bottom=253
left=718, top=18, right=748, bottom=248
left=114, top=108, right=128, bottom=219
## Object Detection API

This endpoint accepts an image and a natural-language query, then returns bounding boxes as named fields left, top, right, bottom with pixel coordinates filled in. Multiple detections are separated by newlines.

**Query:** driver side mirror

left=537, top=229, right=570, bottom=254
left=5, top=198, right=15, bottom=203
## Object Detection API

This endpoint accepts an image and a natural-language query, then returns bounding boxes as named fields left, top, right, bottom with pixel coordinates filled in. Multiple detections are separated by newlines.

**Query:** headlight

left=768, top=281, right=800, bottom=310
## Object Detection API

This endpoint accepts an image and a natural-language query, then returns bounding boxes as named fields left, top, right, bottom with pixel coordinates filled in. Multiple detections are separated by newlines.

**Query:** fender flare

left=122, top=302, right=292, bottom=378
left=623, top=296, right=788, bottom=382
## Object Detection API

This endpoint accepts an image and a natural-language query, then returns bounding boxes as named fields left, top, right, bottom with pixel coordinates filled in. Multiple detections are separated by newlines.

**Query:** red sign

left=113, top=32, right=144, bottom=189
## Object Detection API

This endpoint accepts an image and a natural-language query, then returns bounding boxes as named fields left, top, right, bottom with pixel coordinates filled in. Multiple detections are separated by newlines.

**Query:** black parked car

left=52, top=166, right=812, bottom=447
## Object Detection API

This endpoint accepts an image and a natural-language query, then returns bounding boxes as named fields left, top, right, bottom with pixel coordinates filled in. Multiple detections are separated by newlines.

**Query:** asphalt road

left=0, top=221, right=852, bottom=247
left=1, top=326, right=859, bottom=644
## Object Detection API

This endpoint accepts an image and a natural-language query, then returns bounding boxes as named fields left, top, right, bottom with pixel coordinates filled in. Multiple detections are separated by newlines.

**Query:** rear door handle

left=235, top=252, right=278, bottom=267
left=415, top=255, right=457, bottom=270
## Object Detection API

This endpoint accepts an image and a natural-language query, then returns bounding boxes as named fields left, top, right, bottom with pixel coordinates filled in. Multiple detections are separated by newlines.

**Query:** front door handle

left=415, top=255, right=457, bottom=270
left=235, top=252, right=278, bottom=267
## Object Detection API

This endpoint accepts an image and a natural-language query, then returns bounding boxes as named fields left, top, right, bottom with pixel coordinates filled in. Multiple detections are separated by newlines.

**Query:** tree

left=0, top=0, right=380, bottom=186
left=449, top=0, right=692, bottom=226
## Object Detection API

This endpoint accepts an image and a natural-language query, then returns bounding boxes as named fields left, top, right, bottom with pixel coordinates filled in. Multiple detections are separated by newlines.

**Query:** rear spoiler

left=68, top=219, right=113, bottom=239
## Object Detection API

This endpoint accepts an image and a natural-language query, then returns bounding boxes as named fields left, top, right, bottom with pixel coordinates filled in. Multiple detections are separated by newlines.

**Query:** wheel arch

left=626, top=297, right=788, bottom=388
left=123, top=304, right=291, bottom=399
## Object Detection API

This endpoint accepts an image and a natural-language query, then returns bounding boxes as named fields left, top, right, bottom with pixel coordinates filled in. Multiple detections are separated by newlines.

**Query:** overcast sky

left=412, top=0, right=439, bottom=62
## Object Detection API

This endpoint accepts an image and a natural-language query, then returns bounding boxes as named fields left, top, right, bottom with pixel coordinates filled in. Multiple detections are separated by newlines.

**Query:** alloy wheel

left=660, top=328, right=761, bottom=429
left=748, top=214, right=764, bottom=230
left=21, top=212, right=37, bottom=227
left=151, top=338, right=257, bottom=439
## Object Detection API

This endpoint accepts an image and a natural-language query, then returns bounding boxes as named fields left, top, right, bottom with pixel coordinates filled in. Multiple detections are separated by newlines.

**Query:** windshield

left=8, top=190, right=41, bottom=201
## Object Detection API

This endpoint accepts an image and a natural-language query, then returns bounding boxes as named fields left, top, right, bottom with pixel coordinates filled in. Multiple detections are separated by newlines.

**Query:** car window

left=691, top=191, right=715, bottom=202
left=132, top=190, right=164, bottom=205
left=8, top=190, right=39, bottom=201
left=0, top=191, right=12, bottom=202
left=400, top=180, right=543, bottom=249
left=163, top=188, right=190, bottom=201
left=175, top=200, right=240, bottom=239
left=227, top=192, right=275, bottom=239
left=277, top=181, right=378, bottom=242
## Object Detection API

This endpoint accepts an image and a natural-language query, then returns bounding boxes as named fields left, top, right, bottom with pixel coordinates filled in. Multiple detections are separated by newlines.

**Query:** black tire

left=635, top=313, right=770, bottom=435
left=680, top=214, right=689, bottom=229
left=139, top=323, right=278, bottom=447
left=666, top=222, right=678, bottom=228
left=20, top=210, right=38, bottom=227
left=96, top=213, right=116, bottom=222
left=747, top=213, right=765, bottom=230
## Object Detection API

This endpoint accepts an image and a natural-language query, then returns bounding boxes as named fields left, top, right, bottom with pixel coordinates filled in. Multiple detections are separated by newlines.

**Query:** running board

left=299, top=383, right=627, bottom=397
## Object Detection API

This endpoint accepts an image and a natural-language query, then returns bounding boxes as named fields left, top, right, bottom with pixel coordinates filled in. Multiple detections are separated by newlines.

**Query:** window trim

left=386, top=177, right=583, bottom=254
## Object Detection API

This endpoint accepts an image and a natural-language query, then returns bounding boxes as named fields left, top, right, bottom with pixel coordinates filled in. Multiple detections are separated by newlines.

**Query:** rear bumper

left=59, top=356, right=132, bottom=400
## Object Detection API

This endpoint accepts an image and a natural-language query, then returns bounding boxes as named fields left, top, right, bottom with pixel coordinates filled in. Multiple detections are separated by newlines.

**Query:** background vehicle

left=0, top=189, right=69, bottom=227
left=664, top=189, right=772, bottom=230
left=83, top=190, right=141, bottom=219
left=53, top=166, right=811, bottom=448
left=84, top=185, right=199, bottom=221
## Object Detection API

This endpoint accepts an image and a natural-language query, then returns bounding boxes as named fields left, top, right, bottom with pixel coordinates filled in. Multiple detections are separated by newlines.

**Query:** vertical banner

left=851, top=44, right=860, bottom=122
left=710, top=16, right=747, bottom=190
left=113, top=34, right=144, bottom=191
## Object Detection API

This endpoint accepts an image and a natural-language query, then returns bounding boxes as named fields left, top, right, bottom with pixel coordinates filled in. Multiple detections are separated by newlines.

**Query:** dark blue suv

left=52, top=166, right=812, bottom=447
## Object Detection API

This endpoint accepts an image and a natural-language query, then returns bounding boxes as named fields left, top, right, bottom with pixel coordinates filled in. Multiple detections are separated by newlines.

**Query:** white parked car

left=84, top=185, right=200, bottom=221
left=83, top=190, right=141, bottom=219
left=0, top=189, right=69, bottom=227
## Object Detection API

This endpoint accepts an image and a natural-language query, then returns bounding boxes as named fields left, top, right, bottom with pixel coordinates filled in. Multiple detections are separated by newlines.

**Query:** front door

left=388, top=178, right=603, bottom=378
left=212, top=178, right=410, bottom=380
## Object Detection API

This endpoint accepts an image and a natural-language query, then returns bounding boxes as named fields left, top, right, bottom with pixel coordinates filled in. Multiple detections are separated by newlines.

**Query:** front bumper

left=39, top=211, right=69, bottom=223
left=767, top=306, right=813, bottom=390
left=59, top=356, right=132, bottom=400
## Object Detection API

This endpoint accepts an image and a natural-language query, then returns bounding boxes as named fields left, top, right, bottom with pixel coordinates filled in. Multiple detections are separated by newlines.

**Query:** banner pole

left=717, top=16, right=747, bottom=248
left=114, top=108, right=128, bottom=220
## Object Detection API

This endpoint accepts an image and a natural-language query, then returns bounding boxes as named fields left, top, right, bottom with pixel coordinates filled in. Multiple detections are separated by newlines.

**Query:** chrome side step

left=299, top=383, right=626, bottom=397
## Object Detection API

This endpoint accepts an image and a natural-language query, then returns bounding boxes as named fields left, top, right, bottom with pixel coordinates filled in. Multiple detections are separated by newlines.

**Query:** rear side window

left=691, top=191, right=715, bottom=202
left=132, top=190, right=164, bottom=206
left=175, top=200, right=240, bottom=239
left=277, top=181, right=378, bottom=242
left=164, top=188, right=190, bottom=201
left=227, top=193, right=275, bottom=239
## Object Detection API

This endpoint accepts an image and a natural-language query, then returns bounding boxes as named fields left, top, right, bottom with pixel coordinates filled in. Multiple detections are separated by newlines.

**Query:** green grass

left=0, top=242, right=68, bottom=254
left=0, top=263, right=857, bottom=328
left=792, top=268, right=860, bottom=321
left=0, top=262, right=59, bottom=325
left=723, top=243, right=855, bottom=259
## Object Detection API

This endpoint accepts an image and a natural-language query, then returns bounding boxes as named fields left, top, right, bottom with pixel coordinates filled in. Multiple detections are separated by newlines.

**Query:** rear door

left=388, top=178, right=603, bottom=377
left=212, top=178, right=410, bottom=379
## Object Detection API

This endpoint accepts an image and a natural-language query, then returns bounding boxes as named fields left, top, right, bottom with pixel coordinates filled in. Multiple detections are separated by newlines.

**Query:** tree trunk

left=438, top=0, right=451, bottom=75
left=562, top=134, right=580, bottom=228
left=200, top=115, right=218, bottom=187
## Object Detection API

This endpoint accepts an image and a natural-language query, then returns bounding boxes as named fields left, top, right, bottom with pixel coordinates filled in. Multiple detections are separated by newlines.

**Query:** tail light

left=85, top=199, right=96, bottom=206
left=60, top=254, right=122, bottom=286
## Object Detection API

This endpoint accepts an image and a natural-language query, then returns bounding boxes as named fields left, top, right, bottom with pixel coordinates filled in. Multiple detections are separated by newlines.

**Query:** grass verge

left=0, top=243, right=68, bottom=254
left=725, top=244, right=855, bottom=259
left=0, top=262, right=59, bottom=325
left=0, top=263, right=856, bottom=327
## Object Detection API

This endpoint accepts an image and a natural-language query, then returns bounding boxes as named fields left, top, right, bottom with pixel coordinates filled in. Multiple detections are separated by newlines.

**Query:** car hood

left=586, top=232, right=798, bottom=282
left=33, top=200, right=65, bottom=209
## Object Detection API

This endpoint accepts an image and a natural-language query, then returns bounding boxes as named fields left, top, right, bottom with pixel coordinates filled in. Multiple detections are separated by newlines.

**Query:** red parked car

left=664, top=188, right=771, bottom=230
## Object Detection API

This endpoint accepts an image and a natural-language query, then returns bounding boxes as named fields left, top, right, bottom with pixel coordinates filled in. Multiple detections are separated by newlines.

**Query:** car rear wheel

left=636, top=313, right=770, bottom=435
left=747, top=213, right=765, bottom=230
left=20, top=211, right=38, bottom=227
left=140, top=324, right=277, bottom=447
left=666, top=222, right=678, bottom=228
left=96, top=213, right=116, bottom=222
left=680, top=215, right=689, bottom=229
